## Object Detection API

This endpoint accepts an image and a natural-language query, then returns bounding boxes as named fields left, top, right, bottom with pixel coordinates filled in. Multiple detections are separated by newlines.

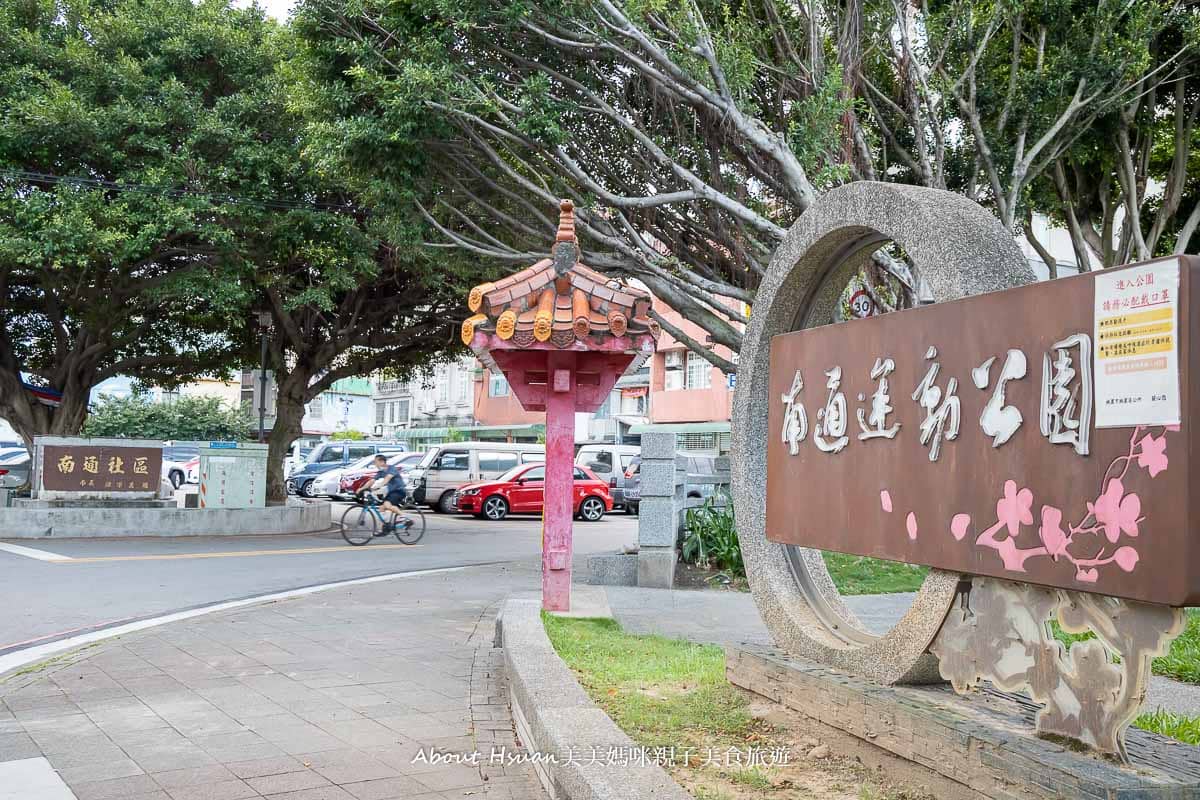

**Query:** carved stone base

left=930, top=577, right=1185, bottom=761
left=727, top=645, right=1200, bottom=799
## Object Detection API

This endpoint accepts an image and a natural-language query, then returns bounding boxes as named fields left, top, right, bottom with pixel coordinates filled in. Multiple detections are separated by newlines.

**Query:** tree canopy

left=0, top=0, right=288, bottom=444
left=295, top=0, right=1199, bottom=362
left=0, top=0, right=478, bottom=482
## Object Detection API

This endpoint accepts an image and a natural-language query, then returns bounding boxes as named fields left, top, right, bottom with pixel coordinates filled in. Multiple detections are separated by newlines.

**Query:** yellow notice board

left=1093, top=259, right=1181, bottom=427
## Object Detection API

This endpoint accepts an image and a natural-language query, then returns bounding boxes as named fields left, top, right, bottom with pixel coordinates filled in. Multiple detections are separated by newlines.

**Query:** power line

left=0, top=169, right=357, bottom=213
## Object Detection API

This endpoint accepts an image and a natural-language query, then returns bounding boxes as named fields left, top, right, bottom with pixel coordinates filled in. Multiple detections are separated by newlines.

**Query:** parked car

left=0, top=448, right=31, bottom=490
left=337, top=452, right=425, bottom=499
left=622, top=457, right=642, bottom=514
left=162, top=445, right=199, bottom=489
left=455, top=463, right=612, bottom=521
left=407, top=442, right=545, bottom=513
left=311, top=454, right=376, bottom=499
left=575, top=443, right=639, bottom=508
left=286, top=441, right=408, bottom=497
left=622, top=453, right=723, bottom=515
left=284, top=444, right=314, bottom=478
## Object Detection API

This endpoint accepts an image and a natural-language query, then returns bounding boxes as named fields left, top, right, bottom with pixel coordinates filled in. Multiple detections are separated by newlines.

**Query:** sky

left=235, top=0, right=295, bottom=21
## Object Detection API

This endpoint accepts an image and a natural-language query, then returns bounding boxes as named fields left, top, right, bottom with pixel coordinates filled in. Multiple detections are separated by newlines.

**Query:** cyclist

left=365, top=454, right=412, bottom=534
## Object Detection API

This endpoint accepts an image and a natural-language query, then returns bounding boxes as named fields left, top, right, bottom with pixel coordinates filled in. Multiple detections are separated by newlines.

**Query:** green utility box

left=198, top=442, right=268, bottom=508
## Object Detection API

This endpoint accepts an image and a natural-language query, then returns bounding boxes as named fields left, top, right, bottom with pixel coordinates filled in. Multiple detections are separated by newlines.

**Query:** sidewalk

left=3, top=569, right=1195, bottom=800
left=0, top=563, right=547, bottom=800
left=604, top=585, right=1200, bottom=716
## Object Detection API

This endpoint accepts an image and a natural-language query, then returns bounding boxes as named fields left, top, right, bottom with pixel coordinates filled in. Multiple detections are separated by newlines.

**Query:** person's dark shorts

left=384, top=488, right=406, bottom=507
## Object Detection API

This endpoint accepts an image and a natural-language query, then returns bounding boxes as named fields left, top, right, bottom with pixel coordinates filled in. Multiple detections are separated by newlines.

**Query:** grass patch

left=543, top=614, right=936, bottom=800
left=1134, top=709, right=1200, bottom=744
left=1051, top=609, right=1200, bottom=685
left=542, top=614, right=755, bottom=745
left=822, top=553, right=928, bottom=595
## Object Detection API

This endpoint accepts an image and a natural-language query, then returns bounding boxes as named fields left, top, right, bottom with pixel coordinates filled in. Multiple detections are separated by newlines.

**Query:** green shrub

left=681, top=494, right=743, bottom=577
left=83, top=393, right=252, bottom=441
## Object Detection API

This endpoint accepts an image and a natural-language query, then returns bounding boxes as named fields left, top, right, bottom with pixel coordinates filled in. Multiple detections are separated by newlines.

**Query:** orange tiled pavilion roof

left=461, top=200, right=660, bottom=349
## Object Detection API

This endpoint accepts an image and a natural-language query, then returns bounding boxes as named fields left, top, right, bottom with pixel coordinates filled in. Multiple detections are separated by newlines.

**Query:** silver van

left=575, top=443, right=640, bottom=510
left=409, top=442, right=545, bottom=513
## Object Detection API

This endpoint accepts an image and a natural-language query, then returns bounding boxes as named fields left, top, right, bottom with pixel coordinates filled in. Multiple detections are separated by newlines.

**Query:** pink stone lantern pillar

left=462, top=200, right=659, bottom=611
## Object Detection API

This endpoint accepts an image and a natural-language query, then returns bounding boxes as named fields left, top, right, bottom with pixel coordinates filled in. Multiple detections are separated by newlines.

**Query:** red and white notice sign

left=1093, top=258, right=1181, bottom=428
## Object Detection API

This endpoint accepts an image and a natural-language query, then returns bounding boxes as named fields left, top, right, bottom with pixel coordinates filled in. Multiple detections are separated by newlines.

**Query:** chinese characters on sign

left=765, top=257, right=1196, bottom=607
left=41, top=445, right=162, bottom=493
left=779, top=340, right=1087, bottom=462
left=1094, top=259, right=1181, bottom=428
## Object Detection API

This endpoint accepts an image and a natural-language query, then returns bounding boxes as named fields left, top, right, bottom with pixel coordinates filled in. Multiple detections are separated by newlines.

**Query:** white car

left=0, top=448, right=30, bottom=489
left=310, top=455, right=378, bottom=500
left=162, top=446, right=199, bottom=489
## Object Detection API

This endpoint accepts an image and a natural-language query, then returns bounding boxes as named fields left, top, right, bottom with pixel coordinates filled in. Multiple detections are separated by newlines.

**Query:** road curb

left=497, top=597, right=691, bottom=800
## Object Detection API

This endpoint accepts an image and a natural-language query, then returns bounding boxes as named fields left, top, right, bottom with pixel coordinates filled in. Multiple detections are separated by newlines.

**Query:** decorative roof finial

left=556, top=199, right=576, bottom=243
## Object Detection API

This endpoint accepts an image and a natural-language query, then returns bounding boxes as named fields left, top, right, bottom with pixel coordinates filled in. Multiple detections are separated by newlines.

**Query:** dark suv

left=286, top=441, right=407, bottom=497
left=623, top=453, right=721, bottom=514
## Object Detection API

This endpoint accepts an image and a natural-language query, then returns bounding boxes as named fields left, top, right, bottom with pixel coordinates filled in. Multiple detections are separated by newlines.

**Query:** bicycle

left=340, top=488, right=426, bottom=546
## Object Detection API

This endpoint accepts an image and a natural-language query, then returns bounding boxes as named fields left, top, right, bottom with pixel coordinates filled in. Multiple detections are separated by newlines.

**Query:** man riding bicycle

left=363, top=454, right=411, bottom=532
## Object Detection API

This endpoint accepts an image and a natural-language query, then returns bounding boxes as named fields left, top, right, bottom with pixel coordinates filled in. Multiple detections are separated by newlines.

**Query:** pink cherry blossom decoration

left=995, top=480, right=1033, bottom=537
left=1113, top=546, right=1139, bottom=572
left=905, top=512, right=918, bottom=540
left=1038, top=506, right=1068, bottom=558
left=1136, top=433, right=1168, bottom=477
left=880, top=490, right=893, bottom=513
left=1076, top=568, right=1099, bottom=583
left=1166, top=424, right=1181, bottom=432
left=950, top=514, right=970, bottom=541
left=1087, top=479, right=1140, bottom=543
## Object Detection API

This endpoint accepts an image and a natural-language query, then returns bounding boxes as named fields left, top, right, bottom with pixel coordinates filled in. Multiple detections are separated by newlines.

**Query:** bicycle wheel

left=340, top=505, right=377, bottom=545
left=394, top=506, right=425, bottom=545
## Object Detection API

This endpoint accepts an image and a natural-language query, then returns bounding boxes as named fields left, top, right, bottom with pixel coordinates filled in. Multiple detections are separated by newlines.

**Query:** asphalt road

left=0, top=502, right=637, bottom=655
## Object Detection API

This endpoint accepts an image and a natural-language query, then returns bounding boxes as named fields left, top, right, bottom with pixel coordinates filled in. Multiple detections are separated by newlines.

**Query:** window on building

left=488, top=371, right=510, bottom=398
left=375, top=403, right=386, bottom=425
left=397, top=398, right=410, bottom=424
left=594, top=394, right=611, bottom=419
left=685, top=352, right=712, bottom=390
left=309, top=396, right=323, bottom=419
left=438, top=369, right=450, bottom=404
left=620, top=391, right=646, bottom=415
left=457, top=370, right=470, bottom=404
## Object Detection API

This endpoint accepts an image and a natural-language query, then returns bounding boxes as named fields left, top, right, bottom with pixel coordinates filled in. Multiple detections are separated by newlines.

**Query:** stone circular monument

left=731, top=182, right=1035, bottom=684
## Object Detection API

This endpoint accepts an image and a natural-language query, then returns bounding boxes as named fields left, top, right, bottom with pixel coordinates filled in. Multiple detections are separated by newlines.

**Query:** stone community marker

left=462, top=199, right=658, bottom=611
left=35, top=437, right=163, bottom=499
left=731, top=182, right=1199, bottom=779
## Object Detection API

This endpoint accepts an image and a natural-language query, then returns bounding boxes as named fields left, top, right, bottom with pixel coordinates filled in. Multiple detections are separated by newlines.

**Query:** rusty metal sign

left=41, top=445, right=162, bottom=493
left=766, top=256, right=1197, bottom=607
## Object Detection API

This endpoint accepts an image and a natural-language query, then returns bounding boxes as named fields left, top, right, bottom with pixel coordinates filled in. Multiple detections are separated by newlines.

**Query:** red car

left=455, top=463, right=612, bottom=521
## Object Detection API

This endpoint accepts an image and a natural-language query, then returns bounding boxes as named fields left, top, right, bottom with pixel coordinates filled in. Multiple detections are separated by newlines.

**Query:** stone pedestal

left=728, top=645, right=1200, bottom=799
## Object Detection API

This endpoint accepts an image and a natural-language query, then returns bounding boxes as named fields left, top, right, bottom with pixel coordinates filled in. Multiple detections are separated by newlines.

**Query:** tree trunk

left=0, top=373, right=91, bottom=451
left=266, top=380, right=307, bottom=504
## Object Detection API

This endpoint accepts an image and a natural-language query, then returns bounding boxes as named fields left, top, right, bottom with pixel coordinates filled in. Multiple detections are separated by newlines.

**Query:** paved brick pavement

left=0, top=563, right=547, bottom=800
